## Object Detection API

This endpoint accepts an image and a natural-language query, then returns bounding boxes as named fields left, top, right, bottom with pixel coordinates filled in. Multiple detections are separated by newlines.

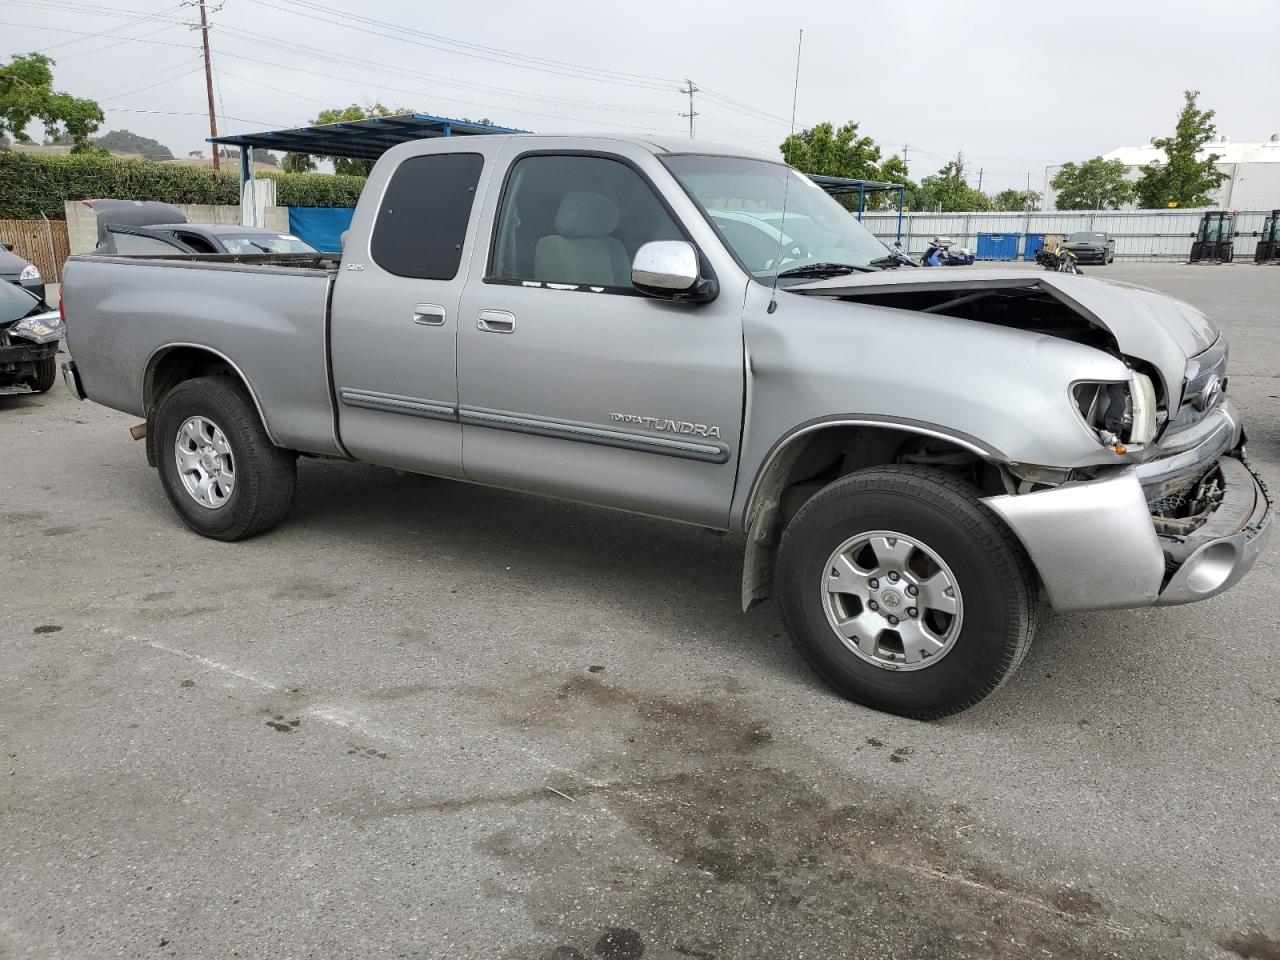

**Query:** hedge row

left=0, top=150, right=366, bottom=219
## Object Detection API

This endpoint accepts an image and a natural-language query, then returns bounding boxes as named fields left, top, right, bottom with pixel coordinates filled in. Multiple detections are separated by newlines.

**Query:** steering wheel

left=765, top=240, right=810, bottom=271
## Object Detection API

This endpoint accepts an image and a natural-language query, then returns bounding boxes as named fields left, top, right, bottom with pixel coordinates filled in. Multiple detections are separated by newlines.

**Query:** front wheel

left=776, top=466, right=1038, bottom=719
left=154, top=376, right=297, bottom=541
left=26, top=355, right=56, bottom=393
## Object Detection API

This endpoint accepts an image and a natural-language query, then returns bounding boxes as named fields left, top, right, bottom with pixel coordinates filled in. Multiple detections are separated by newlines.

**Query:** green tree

left=282, top=102, right=410, bottom=175
left=1134, top=90, right=1228, bottom=208
left=916, top=154, right=991, bottom=212
left=0, top=53, right=103, bottom=151
left=866, top=153, right=915, bottom=210
left=1050, top=157, right=1134, bottom=210
left=92, top=128, right=173, bottom=161
left=991, top=187, right=1041, bottom=211
left=780, top=121, right=883, bottom=180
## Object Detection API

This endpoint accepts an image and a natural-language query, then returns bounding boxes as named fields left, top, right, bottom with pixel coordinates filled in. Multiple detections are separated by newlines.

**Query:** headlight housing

left=7, top=311, right=64, bottom=345
left=18, top=264, right=41, bottom=282
left=1072, top=370, right=1158, bottom=451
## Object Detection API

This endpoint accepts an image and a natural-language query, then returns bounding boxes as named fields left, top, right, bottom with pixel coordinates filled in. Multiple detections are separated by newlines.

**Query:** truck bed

left=61, top=253, right=344, bottom=457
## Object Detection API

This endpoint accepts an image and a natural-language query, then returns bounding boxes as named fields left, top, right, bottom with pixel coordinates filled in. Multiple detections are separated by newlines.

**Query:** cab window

left=370, top=153, right=484, bottom=280
left=490, top=154, right=682, bottom=290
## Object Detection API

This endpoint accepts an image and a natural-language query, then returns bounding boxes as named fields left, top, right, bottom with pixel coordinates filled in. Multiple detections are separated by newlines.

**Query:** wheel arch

left=739, top=417, right=1008, bottom=611
left=143, top=344, right=278, bottom=465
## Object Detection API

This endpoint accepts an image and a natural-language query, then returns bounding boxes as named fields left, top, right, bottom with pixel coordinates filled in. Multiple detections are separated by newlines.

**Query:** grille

left=1166, top=337, right=1228, bottom=433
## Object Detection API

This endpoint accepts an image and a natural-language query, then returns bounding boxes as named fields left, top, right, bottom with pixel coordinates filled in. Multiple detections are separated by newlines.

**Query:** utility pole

left=901, top=142, right=909, bottom=178
left=678, top=79, right=699, bottom=139
left=196, top=0, right=219, bottom=170
left=1026, top=171, right=1032, bottom=210
left=977, top=167, right=984, bottom=192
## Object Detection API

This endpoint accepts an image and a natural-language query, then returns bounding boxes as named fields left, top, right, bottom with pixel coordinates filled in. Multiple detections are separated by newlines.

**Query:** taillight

left=59, top=295, right=65, bottom=323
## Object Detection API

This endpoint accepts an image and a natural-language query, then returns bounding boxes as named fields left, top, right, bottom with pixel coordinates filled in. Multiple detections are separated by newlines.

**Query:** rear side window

left=110, top=231, right=185, bottom=255
left=371, top=153, right=484, bottom=280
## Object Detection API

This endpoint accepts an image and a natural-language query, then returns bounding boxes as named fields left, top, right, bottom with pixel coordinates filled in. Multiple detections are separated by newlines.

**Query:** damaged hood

left=789, top=268, right=1219, bottom=402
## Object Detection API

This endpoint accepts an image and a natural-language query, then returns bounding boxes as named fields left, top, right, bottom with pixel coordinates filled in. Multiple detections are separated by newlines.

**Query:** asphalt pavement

left=3, top=262, right=1279, bottom=959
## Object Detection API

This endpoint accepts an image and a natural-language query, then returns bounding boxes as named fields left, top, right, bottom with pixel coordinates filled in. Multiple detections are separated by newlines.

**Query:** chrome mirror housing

left=631, top=240, right=717, bottom=303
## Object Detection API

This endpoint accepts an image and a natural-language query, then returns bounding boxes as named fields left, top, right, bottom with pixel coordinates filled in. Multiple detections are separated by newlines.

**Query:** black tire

left=26, top=355, right=56, bottom=393
left=153, top=376, right=296, bottom=541
left=776, top=466, right=1038, bottom=720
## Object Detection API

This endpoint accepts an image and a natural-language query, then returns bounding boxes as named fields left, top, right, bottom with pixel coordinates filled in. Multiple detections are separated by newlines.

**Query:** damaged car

left=0, top=281, right=63, bottom=393
left=58, top=137, right=1269, bottom=718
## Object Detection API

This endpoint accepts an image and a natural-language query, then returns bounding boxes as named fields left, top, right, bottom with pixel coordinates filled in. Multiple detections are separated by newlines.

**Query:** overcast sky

left=4, top=0, right=1279, bottom=191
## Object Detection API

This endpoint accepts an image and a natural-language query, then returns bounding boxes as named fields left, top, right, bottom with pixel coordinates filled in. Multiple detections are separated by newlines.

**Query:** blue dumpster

left=1023, top=234, right=1045, bottom=261
left=976, top=233, right=1020, bottom=260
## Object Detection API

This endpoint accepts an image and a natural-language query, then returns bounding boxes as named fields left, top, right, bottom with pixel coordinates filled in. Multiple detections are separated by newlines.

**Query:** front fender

left=732, top=284, right=1131, bottom=528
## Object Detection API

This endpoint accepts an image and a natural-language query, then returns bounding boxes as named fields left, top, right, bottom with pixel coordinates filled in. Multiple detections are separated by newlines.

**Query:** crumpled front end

left=982, top=335, right=1271, bottom=612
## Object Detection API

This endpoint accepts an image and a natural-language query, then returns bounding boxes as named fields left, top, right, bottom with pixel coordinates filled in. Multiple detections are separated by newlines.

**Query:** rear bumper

left=62, top=359, right=86, bottom=401
left=984, top=449, right=1270, bottom=611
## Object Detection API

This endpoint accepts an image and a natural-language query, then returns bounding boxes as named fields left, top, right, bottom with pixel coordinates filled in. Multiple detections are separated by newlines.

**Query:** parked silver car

left=59, top=136, right=1269, bottom=718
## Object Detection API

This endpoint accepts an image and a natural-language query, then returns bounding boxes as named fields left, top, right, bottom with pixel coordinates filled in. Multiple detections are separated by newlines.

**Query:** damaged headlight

left=7, top=310, right=64, bottom=345
left=1072, top=371, right=1158, bottom=451
left=19, top=264, right=41, bottom=282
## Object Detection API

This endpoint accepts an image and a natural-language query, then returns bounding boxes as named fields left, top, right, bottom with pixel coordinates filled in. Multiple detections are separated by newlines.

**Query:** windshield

left=663, top=155, right=891, bottom=281
left=1066, top=232, right=1107, bottom=243
left=218, top=234, right=317, bottom=254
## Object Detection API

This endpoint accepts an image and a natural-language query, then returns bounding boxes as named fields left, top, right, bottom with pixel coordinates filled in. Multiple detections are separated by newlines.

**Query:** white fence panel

left=859, top=209, right=1271, bottom=261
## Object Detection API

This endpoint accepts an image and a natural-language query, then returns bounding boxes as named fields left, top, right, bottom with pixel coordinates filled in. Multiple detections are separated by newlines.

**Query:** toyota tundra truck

left=59, top=134, right=1270, bottom=718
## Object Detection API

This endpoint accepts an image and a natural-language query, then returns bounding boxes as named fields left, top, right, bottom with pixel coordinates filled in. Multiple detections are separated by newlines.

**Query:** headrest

left=554, top=191, right=619, bottom=238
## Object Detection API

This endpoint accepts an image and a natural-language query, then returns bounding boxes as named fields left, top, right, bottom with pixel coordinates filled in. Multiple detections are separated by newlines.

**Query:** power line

left=97, top=58, right=203, bottom=101
left=256, top=0, right=682, bottom=89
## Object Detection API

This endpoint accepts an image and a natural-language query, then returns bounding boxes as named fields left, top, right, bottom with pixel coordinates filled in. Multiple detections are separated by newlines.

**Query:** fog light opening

left=1184, top=542, right=1237, bottom=595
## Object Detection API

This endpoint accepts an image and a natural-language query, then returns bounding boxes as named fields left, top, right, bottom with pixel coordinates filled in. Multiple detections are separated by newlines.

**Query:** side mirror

left=632, top=240, right=717, bottom=304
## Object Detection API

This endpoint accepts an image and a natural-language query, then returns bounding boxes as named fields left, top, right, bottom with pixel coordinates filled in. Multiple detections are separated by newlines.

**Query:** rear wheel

left=26, top=356, right=56, bottom=393
left=776, top=466, right=1038, bottom=719
left=154, top=376, right=296, bottom=541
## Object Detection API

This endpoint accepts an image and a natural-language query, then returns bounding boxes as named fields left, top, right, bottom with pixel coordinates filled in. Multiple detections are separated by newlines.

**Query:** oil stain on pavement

left=433, top=673, right=1225, bottom=959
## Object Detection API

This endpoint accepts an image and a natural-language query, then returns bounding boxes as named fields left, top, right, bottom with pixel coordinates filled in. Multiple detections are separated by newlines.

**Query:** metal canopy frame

left=209, top=113, right=527, bottom=222
left=808, top=173, right=907, bottom=242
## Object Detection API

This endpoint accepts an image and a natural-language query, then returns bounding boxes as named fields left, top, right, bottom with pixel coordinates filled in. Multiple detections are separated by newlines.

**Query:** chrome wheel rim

left=175, top=415, right=235, bottom=509
left=821, top=530, right=964, bottom=671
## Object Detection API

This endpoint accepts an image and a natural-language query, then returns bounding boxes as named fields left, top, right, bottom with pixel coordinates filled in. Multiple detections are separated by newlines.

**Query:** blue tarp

left=287, top=207, right=354, bottom=253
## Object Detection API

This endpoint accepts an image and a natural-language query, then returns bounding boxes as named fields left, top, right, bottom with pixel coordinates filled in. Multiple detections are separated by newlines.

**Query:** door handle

left=413, top=303, right=446, bottom=326
left=477, top=309, right=516, bottom=334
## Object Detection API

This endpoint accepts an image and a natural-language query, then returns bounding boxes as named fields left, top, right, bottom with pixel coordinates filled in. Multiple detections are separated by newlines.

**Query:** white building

left=1045, top=135, right=1280, bottom=211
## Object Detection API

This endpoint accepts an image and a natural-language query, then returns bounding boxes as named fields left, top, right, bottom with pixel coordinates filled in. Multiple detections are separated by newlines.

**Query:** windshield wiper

left=776, top=261, right=875, bottom=279
left=868, top=255, right=909, bottom=269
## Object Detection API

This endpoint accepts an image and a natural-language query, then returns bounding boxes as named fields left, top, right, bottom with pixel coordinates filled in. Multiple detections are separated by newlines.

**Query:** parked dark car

left=1061, top=231, right=1115, bottom=265
left=0, top=243, right=45, bottom=302
left=0, top=281, right=63, bottom=393
left=80, top=199, right=317, bottom=256
left=143, top=224, right=318, bottom=255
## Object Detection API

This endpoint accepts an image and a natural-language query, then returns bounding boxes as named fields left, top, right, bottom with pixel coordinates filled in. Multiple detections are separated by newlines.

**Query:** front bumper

left=0, top=340, right=58, bottom=365
left=1063, top=248, right=1108, bottom=264
left=984, top=449, right=1271, bottom=611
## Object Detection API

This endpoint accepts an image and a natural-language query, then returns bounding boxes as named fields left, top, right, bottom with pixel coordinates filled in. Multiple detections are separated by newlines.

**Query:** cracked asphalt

left=3, top=262, right=1280, bottom=959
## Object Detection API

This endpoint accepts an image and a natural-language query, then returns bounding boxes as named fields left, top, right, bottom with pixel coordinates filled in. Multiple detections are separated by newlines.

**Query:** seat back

left=534, top=191, right=632, bottom=287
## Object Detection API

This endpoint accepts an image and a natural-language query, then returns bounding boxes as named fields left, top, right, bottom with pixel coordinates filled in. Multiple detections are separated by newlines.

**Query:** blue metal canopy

left=209, top=112, right=525, bottom=163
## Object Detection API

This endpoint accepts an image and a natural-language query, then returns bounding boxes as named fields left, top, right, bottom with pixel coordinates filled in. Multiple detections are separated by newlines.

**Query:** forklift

left=1189, top=211, right=1235, bottom=263
left=1255, top=209, right=1280, bottom=264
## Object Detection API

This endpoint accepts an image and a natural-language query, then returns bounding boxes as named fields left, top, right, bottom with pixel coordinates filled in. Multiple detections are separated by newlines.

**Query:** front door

left=456, top=147, right=745, bottom=527
left=330, top=145, right=495, bottom=478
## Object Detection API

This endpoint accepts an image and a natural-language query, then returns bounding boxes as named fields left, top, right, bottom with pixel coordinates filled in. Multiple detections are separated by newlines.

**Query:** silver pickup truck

left=61, top=134, right=1270, bottom=718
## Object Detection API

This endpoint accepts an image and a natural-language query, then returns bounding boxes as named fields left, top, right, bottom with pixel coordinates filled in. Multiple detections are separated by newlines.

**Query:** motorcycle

left=1034, top=244, right=1082, bottom=275
left=920, top=236, right=975, bottom=267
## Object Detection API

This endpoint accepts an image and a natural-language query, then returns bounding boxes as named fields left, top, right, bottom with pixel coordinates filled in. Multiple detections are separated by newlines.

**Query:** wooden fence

left=0, top=218, right=71, bottom=284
